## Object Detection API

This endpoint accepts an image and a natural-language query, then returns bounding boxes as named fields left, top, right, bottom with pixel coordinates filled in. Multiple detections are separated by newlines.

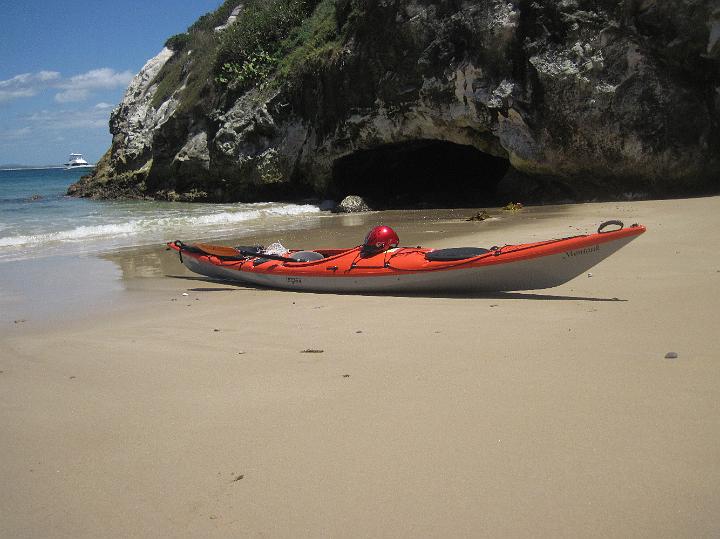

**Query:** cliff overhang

left=70, top=0, right=720, bottom=204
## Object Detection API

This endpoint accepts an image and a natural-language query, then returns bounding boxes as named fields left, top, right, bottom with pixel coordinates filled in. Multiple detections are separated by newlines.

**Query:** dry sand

left=1, top=197, right=719, bottom=537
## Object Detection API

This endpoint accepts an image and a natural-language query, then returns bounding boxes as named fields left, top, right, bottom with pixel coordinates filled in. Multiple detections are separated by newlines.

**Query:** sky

left=0, top=0, right=224, bottom=166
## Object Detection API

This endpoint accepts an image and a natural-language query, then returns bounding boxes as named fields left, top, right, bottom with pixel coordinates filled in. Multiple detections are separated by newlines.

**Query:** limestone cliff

left=70, top=0, right=720, bottom=204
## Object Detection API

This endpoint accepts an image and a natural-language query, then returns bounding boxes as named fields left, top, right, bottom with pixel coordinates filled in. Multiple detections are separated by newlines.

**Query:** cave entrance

left=330, top=139, right=509, bottom=208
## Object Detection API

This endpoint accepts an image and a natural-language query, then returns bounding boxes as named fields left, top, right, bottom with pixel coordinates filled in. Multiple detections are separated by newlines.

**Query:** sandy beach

left=1, top=197, right=719, bottom=537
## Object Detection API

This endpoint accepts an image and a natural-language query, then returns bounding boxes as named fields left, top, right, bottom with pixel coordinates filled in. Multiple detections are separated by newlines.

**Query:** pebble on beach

left=465, top=210, right=491, bottom=221
left=665, top=352, right=679, bottom=359
left=301, top=349, right=324, bottom=353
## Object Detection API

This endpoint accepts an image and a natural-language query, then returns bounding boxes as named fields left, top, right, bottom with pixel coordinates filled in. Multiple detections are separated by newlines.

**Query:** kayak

left=168, top=220, right=645, bottom=293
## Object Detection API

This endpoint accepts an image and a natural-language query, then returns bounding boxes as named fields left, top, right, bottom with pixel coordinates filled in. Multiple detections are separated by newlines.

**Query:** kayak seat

left=425, top=247, right=490, bottom=261
left=289, top=250, right=325, bottom=262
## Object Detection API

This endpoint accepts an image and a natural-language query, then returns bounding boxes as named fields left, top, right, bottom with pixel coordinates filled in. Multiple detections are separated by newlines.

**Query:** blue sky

left=0, top=0, right=223, bottom=166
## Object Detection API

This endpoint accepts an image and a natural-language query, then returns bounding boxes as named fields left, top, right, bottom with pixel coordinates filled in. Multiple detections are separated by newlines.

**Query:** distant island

left=0, top=164, right=64, bottom=170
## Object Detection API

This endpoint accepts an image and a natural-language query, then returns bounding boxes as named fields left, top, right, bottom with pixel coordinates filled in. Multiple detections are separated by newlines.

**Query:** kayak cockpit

left=288, top=251, right=325, bottom=262
left=425, top=247, right=491, bottom=261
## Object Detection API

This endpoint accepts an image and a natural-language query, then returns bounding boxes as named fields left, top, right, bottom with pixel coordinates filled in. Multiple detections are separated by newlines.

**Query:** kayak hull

left=170, top=224, right=645, bottom=293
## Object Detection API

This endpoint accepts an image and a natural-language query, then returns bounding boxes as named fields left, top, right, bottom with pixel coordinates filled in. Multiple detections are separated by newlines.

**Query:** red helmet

left=362, top=225, right=399, bottom=254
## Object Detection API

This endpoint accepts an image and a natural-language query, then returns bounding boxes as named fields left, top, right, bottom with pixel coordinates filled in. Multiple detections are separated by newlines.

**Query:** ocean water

left=0, top=168, right=321, bottom=262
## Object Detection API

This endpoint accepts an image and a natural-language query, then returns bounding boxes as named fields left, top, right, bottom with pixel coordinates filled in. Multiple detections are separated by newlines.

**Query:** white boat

left=64, top=153, right=94, bottom=170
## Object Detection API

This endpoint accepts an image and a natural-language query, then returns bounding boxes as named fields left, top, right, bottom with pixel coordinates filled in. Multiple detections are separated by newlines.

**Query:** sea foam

left=0, top=202, right=321, bottom=260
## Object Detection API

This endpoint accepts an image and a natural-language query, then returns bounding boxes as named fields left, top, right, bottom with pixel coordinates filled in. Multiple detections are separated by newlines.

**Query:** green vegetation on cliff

left=151, top=0, right=338, bottom=110
left=215, top=0, right=341, bottom=90
left=277, top=0, right=339, bottom=82
left=152, top=1, right=248, bottom=109
left=215, top=0, right=310, bottom=89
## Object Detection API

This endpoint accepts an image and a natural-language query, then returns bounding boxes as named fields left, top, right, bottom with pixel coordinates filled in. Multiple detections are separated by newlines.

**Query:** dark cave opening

left=330, top=139, right=510, bottom=208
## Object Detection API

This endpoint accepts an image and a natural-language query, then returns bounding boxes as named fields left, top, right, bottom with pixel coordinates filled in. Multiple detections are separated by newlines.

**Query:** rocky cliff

left=69, top=0, right=720, bottom=205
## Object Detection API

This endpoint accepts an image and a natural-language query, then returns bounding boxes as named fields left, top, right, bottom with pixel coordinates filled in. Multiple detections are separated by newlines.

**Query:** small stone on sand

left=301, top=349, right=324, bottom=353
left=665, top=352, right=678, bottom=359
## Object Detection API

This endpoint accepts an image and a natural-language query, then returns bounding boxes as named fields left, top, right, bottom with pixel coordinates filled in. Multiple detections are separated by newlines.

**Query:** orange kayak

left=168, top=221, right=645, bottom=293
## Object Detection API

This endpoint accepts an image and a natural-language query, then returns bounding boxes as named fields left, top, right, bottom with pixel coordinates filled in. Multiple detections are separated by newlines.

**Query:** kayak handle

left=597, top=220, right=623, bottom=234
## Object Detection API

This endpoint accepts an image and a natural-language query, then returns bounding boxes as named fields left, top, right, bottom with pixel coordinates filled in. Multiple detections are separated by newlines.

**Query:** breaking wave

left=0, top=202, right=321, bottom=261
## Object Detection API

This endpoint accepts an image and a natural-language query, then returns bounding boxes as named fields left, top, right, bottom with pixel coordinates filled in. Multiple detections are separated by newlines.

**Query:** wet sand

left=1, top=198, right=719, bottom=537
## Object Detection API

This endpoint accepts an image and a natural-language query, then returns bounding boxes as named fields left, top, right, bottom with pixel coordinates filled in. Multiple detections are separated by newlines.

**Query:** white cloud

left=0, top=126, right=33, bottom=141
left=36, top=71, right=62, bottom=82
left=0, top=88, right=37, bottom=102
left=0, top=71, right=61, bottom=102
left=54, top=68, right=133, bottom=102
left=19, top=104, right=112, bottom=133
left=68, top=68, right=133, bottom=89
left=55, top=88, right=90, bottom=103
left=0, top=68, right=133, bottom=104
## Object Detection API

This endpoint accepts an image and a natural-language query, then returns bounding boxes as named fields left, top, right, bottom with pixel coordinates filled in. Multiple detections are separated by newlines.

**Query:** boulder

left=333, top=195, right=371, bottom=214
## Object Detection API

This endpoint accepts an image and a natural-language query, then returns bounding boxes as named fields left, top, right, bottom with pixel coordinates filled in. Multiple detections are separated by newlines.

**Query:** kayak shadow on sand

left=166, top=274, right=251, bottom=292
left=166, top=274, right=626, bottom=302
left=346, top=291, right=626, bottom=301
left=447, top=291, right=627, bottom=302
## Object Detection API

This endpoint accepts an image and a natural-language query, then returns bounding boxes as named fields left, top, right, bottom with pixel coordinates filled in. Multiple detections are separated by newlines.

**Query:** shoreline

left=1, top=204, right=572, bottom=330
left=2, top=196, right=719, bottom=537
left=0, top=197, right=690, bottom=332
